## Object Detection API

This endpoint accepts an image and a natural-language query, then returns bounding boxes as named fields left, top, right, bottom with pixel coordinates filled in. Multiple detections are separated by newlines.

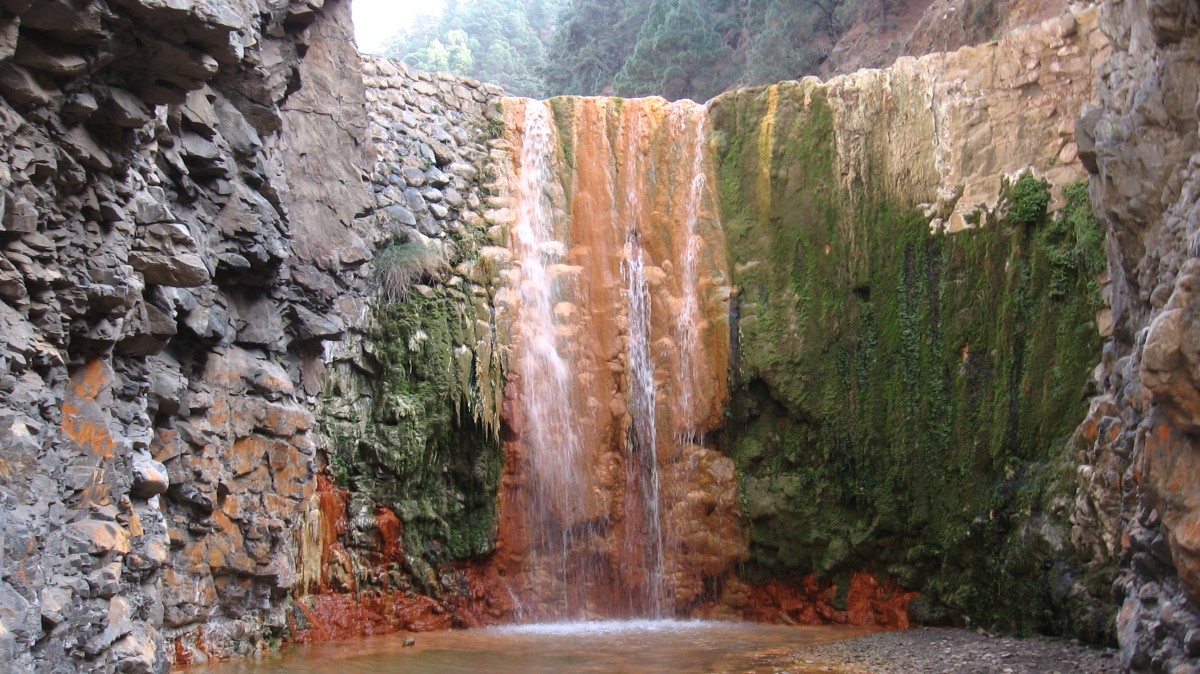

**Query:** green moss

left=547, top=96, right=577, bottom=197
left=323, top=292, right=503, bottom=561
left=1008, top=173, right=1051, bottom=227
left=317, top=116, right=508, bottom=577
left=712, top=80, right=1111, bottom=642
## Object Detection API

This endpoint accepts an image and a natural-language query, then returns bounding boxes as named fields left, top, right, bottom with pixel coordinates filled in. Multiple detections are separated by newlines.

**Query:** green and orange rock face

left=307, top=2, right=1115, bottom=640
left=709, top=65, right=1111, bottom=638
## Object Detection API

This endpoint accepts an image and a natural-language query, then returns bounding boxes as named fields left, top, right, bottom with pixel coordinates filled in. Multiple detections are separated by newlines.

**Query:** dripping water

left=623, top=232, right=666, bottom=618
left=511, top=100, right=593, bottom=619
left=669, top=101, right=709, bottom=440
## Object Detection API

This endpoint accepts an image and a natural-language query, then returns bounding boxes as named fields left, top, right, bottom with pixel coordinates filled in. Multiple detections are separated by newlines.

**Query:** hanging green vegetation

left=711, top=82, right=1113, bottom=642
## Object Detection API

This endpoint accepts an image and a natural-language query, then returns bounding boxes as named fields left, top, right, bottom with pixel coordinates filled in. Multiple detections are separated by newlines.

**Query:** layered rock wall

left=1074, top=0, right=1200, bottom=670
left=711, top=5, right=1116, bottom=637
left=0, top=0, right=374, bottom=670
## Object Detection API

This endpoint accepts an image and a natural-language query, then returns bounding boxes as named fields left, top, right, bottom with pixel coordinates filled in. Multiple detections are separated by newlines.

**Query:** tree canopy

left=376, top=0, right=895, bottom=101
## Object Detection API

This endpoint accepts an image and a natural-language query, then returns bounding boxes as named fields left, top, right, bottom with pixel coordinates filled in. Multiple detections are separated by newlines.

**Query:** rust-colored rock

left=744, top=573, right=919, bottom=630
left=490, top=96, right=740, bottom=620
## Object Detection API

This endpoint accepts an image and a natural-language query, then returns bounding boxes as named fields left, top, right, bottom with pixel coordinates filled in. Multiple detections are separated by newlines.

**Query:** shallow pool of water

left=188, top=620, right=875, bottom=673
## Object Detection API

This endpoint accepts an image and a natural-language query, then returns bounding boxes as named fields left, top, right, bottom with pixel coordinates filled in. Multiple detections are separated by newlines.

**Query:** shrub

left=373, top=240, right=445, bottom=303
left=1008, top=173, right=1051, bottom=227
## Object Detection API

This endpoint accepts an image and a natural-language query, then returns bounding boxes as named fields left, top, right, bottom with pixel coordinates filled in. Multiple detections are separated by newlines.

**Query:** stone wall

left=0, top=0, right=373, bottom=670
left=288, top=56, right=515, bottom=635
left=1074, top=0, right=1200, bottom=670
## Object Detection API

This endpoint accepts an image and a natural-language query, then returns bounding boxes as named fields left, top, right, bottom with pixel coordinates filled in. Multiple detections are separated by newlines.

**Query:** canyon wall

left=712, top=6, right=1117, bottom=638
left=1, top=0, right=1198, bottom=671
left=0, top=0, right=374, bottom=670
left=289, top=57, right=516, bottom=637
left=1074, top=0, right=1200, bottom=670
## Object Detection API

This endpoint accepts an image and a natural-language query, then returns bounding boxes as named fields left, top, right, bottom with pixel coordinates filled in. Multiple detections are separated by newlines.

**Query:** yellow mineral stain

left=757, top=85, right=780, bottom=219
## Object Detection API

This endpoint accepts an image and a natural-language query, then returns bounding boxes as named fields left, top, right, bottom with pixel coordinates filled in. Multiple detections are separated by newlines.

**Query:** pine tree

left=614, top=0, right=734, bottom=101
left=744, top=0, right=824, bottom=86
left=543, top=0, right=651, bottom=96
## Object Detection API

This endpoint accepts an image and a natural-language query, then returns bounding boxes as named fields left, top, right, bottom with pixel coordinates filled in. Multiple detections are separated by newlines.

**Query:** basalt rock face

left=0, top=0, right=372, bottom=670
left=1074, top=0, right=1200, bottom=670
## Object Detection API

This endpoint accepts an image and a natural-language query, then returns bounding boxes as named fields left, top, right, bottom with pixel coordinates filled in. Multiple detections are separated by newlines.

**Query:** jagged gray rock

left=1074, top=0, right=1200, bottom=672
left=0, top=0, right=373, bottom=670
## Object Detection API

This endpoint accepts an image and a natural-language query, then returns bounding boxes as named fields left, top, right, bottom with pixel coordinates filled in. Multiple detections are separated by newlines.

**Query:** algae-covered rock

left=711, top=63, right=1113, bottom=640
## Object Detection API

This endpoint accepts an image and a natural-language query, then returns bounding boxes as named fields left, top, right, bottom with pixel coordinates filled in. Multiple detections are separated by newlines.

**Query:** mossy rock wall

left=311, top=61, right=513, bottom=596
left=710, top=80, right=1114, bottom=640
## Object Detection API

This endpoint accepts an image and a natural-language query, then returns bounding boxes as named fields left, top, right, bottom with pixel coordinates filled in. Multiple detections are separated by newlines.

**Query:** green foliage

left=543, top=0, right=649, bottom=96
left=711, top=83, right=1112, bottom=642
left=613, top=0, right=734, bottom=101
left=384, top=0, right=562, bottom=97
left=362, top=295, right=504, bottom=559
left=318, top=140, right=509, bottom=574
left=322, top=291, right=504, bottom=562
left=381, top=0, right=937, bottom=101
left=372, top=239, right=446, bottom=304
left=1040, top=180, right=1107, bottom=302
left=743, top=0, right=825, bottom=86
left=1007, top=172, right=1051, bottom=227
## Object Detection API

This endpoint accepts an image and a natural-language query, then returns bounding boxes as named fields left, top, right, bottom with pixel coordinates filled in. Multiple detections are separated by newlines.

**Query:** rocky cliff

left=0, top=0, right=1197, bottom=671
left=0, top=0, right=374, bottom=670
left=711, top=5, right=1116, bottom=638
left=1074, top=0, right=1200, bottom=670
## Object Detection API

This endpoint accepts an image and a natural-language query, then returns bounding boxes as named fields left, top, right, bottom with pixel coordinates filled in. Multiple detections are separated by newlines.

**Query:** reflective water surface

left=189, top=620, right=875, bottom=674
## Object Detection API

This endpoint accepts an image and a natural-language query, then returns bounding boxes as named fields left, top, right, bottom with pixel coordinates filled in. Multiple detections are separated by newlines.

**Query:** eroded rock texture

left=712, top=5, right=1116, bottom=638
left=1075, top=0, right=1200, bottom=671
left=0, top=0, right=372, bottom=670
left=0, top=0, right=1195, bottom=669
left=290, top=57, right=516, bottom=637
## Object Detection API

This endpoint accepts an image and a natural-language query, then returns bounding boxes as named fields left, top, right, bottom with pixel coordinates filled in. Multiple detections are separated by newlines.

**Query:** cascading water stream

left=623, top=233, right=666, bottom=618
left=501, top=96, right=739, bottom=623
left=618, top=105, right=668, bottom=618
left=510, top=100, right=593, bottom=620
left=669, top=102, right=710, bottom=436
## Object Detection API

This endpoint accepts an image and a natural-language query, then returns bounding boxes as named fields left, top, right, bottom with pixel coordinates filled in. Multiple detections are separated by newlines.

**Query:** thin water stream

left=187, top=621, right=876, bottom=673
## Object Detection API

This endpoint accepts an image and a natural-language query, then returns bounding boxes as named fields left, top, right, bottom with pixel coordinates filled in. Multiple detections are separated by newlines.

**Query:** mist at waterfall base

left=189, top=621, right=876, bottom=673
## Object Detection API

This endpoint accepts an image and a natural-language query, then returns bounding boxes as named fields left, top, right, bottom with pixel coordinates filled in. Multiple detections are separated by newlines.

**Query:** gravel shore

left=771, top=627, right=1124, bottom=673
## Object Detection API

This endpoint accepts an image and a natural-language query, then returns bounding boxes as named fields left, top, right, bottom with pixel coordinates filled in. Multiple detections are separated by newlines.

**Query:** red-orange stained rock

left=1141, top=419, right=1200, bottom=600
left=62, top=361, right=121, bottom=507
left=490, top=97, right=739, bottom=619
left=744, top=572, right=918, bottom=629
left=375, top=507, right=404, bottom=567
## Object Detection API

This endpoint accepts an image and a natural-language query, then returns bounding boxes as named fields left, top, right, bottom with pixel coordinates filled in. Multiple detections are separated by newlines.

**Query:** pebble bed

left=772, top=628, right=1124, bottom=673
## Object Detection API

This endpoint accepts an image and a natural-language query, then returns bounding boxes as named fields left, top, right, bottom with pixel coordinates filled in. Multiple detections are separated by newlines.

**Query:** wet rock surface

left=288, top=57, right=516, bottom=638
left=0, top=0, right=1196, bottom=670
left=778, top=628, right=1124, bottom=674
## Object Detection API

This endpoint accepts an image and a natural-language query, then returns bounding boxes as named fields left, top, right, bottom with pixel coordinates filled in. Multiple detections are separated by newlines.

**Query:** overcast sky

left=352, top=0, right=447, bottom=54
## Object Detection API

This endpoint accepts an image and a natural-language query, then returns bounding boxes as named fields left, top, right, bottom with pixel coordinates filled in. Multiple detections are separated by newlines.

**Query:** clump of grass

left=373, top=239, right=445, bottom=303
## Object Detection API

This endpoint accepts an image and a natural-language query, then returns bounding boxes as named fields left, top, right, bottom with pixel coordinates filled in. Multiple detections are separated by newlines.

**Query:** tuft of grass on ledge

left=373, top=239, right=446, bottom=303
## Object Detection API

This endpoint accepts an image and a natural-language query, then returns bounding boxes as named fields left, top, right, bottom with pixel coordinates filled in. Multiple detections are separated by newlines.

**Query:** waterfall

left=509, top=100, right=595, bottom=619
left=669, top=101, right=710, bottom=436
left=624, top=232, right=667, bottom=618
left=500, top=96, right=739, bottom=622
